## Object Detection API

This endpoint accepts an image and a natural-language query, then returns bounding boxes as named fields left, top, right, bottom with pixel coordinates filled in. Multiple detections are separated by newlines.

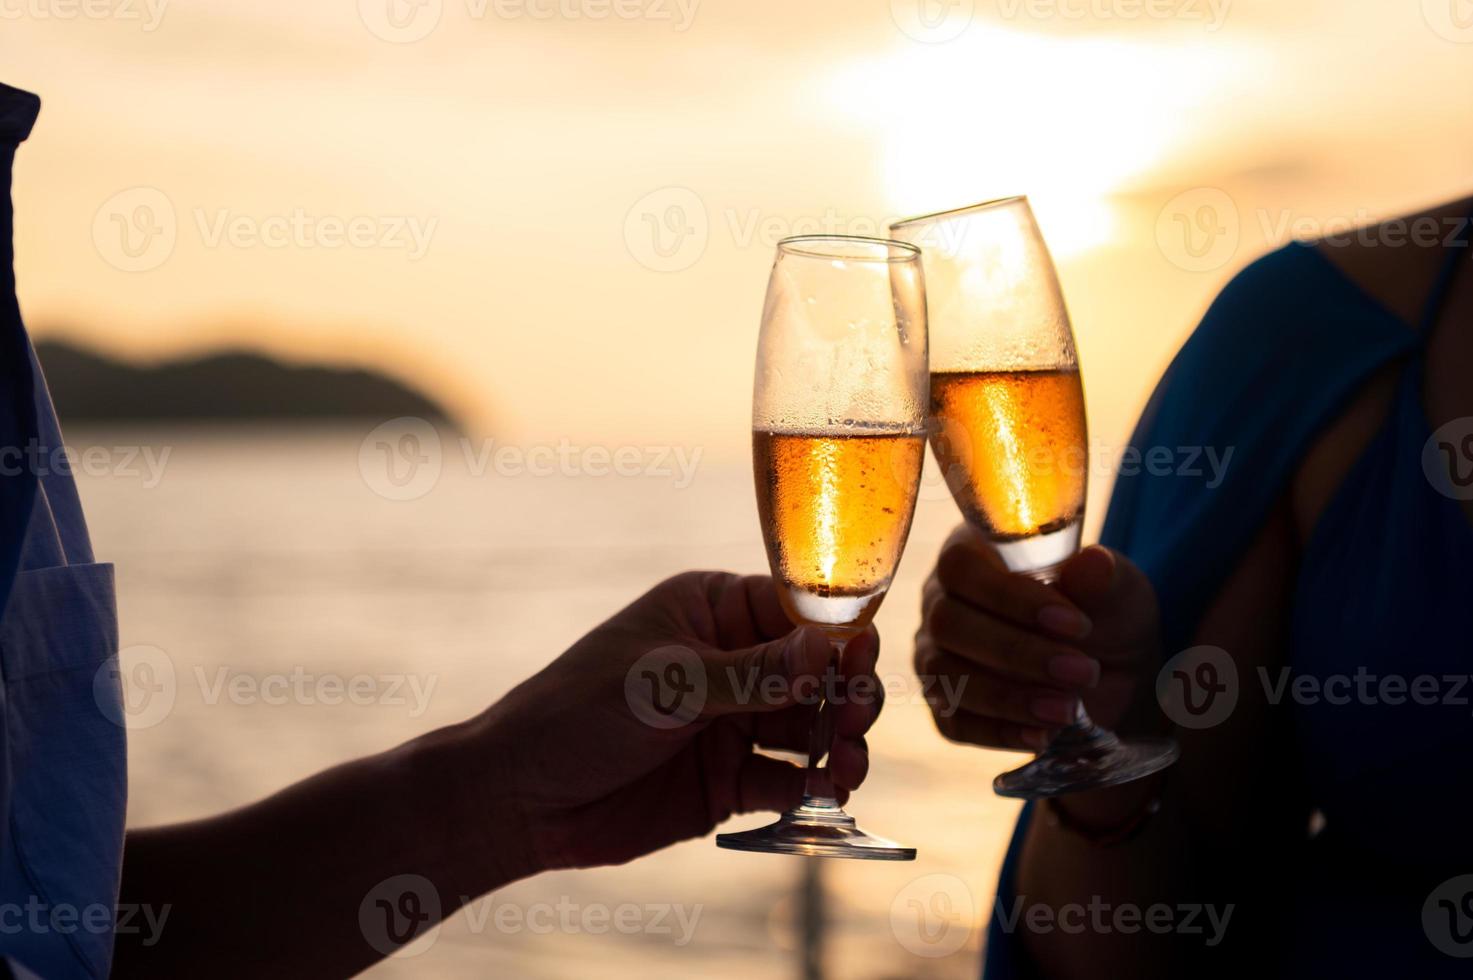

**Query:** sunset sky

left=5, top=0, right=1473, bottom=464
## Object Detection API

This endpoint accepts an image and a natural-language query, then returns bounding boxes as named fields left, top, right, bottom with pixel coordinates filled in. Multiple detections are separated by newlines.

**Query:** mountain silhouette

left=34, top=340, right=452, bottom=425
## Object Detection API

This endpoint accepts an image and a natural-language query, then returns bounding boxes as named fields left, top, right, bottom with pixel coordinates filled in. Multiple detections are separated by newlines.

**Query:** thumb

left=700, top=625, right=833, bottom=716
left=1055, top=544, right=1120, bottom=611
left=1055, top=545, right=1158, bottom=647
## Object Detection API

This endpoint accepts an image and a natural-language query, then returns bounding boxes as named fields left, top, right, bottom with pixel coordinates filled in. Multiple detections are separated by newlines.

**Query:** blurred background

left=5, top=0, right=1473, bottom=976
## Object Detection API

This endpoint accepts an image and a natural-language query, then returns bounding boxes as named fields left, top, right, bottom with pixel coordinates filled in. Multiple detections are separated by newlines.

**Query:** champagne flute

left=890, top=197, right=1178, bottom=798
left=716, top=235, right=927, bottom=860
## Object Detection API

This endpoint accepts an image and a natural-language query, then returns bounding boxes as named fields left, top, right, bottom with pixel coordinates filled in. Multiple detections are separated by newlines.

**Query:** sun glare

left=823, top=25, right=1243, bottom=257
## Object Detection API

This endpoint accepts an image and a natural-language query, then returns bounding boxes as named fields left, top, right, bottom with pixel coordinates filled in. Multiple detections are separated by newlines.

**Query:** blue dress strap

left=1414, top=221, right=1471, bottom=334
left=1099, top=242, right=1419, bottom=652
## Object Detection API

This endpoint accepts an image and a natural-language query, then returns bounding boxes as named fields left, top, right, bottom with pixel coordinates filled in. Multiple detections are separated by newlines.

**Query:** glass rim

left=776, top=234, right=921, bottom=263
left=888, top=195, right=1030, bottom=231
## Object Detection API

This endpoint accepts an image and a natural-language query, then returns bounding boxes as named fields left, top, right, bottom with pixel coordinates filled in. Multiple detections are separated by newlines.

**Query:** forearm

left=1013, top=508, right=1304, bottom=978
left=1013, top=772, right=1200, bottom=978
left=113, top=716, right=533, bottom=978
left=1013, top=748, right=1302, bottom=978
left=1011, top=692, right=1196, bottom=978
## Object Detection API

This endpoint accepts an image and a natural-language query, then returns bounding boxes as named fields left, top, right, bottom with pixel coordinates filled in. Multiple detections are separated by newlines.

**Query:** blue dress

left=986, top=234, right=1473, bottom=976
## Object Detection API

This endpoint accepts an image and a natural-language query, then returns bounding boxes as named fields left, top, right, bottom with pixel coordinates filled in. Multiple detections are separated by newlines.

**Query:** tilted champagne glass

left=716, top=235, right=927, bottom=860
left=890, top=197, right=1178, bottom=798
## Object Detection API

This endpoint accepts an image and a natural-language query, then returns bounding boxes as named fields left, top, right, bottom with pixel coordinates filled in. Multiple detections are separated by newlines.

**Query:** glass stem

left=1042, top=699, right=1118, bottom=755
left=1028, top=560, right=1111, bottom=752
left=799, top=640, right=844, bottom=808
left=1056, top=701, right=1098, bottom=742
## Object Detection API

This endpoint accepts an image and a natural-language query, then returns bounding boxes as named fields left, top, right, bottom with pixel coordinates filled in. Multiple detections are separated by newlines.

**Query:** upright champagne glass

left=890, top=197, right=1177, bottom=798
left=716, top=235, right=927, bottom=860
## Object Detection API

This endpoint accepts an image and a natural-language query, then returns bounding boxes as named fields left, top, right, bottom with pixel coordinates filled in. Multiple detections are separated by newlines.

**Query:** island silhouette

left=35, top=340, right=452, bottom=426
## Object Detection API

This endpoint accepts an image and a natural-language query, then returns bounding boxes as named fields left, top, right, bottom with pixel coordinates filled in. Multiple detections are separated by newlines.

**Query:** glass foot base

left=716, top=799, right=916, bottom=861
left=993, top=726, right=1179, bottom=799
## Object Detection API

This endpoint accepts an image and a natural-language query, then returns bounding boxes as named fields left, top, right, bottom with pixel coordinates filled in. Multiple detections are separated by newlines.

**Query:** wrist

left=1112, top=651, right=1171, bottom=739
left=397, top=713, right=540, bottom=901
left=1048, top=771, right=1162, bottom=833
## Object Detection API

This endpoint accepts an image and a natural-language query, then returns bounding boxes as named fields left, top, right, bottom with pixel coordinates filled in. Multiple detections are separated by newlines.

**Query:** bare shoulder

left=1310, top=195, right=1473, bottom=327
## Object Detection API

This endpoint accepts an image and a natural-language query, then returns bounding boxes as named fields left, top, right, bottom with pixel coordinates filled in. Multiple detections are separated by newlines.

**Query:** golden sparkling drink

left=754, top=428, right=924, bottom=633
left=930, top=369, right=1087, bottom=540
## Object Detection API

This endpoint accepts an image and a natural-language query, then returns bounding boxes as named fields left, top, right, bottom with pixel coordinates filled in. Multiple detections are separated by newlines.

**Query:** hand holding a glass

left=892, top=198, right=1177, bottom=797
left=718, top=236, right=928, bottom=860
left=477, top=570, right=885, bottom=875
left=915, top=523, right=1167, bottom=761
